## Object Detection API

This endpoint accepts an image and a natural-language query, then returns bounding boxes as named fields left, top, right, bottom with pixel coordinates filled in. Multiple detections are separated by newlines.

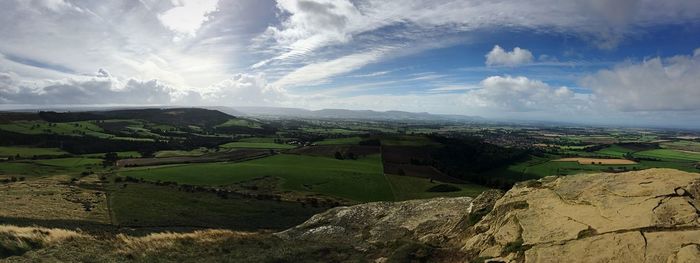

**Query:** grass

left=385, top=174, right=488, bottom=201
left=109, top=183, right=323, bottom=230
left=660, top=140, right=700, bottom=152
left=0, top=121, right=113, bottom=138
left=0, top=158, right=103, bottom=178
left=154, top=149, right=209, bottom=158
left=215, top=119, right=262, bottom=129
left=119, top=154, right=393, bottom=202
left=381, top=136, right=439, bottom=146
left=635, top=149, right=700, bottom=162
left=315, top=137, right=363, bottom=145
left=220, top=141, right=295, bottom=150
left=595, top=145, right=634, bottom=158
left=81, top=151, right=142, bottom=158
left=0, top=146, right=68, bottom=158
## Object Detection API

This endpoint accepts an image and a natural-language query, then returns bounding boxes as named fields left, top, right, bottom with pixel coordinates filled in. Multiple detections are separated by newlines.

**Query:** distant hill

left=220, top=106, right=484, bottom=122
left=38, top=108, right=233, bottom=127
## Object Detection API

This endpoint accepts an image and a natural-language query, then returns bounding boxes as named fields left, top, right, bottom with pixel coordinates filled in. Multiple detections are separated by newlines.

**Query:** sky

left=1, top=0, right=700, bottom=128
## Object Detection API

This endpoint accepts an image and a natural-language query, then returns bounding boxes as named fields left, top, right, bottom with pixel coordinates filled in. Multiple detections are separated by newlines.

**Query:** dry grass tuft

left=116, top=229, right=253, bottom=255
left=0, top=225, right=85, bottom=257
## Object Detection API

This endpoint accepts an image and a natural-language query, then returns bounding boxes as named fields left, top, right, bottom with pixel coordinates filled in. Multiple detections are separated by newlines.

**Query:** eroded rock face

left=276, top=169, right=700, bottom=262
left=276, top=195, right=483, bottom=248
left=463, top=168, right=700, bottom=263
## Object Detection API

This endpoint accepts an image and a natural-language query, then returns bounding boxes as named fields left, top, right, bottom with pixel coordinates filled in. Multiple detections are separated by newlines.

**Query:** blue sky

left=1, top=0, right=700, bottom=127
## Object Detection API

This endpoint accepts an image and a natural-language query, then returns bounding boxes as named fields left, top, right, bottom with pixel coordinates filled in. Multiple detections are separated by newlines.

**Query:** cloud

left=158, top=0, right=219, bottom=37
left=272, top=47, right=393, bottom=87
left=204, top=73, right=285, bottom=106
left=0, top=70, right=177, bottom=105
left=256, top=0, right=700, bottom=66
left=582, top=48, right=700, bottom=111
left=485, top=45, right=534, bottom=67
left=467, top=76, right=582, bottom=112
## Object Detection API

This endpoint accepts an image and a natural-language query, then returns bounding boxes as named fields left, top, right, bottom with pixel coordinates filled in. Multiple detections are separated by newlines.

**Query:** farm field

left=553, top=157, right=637, bottom=165
left=660, top=140, right=700, bottom=152
left=119, top=154, right=393, bottom=202
left=220, top=141, right=296, bottom=149
left=0, top=146, right=68, bottom=157
left=315, top=136, right=362, bottom=145
left=635, top=149, right=700, bottom=162
left=385, top=174, right=488, bottom=201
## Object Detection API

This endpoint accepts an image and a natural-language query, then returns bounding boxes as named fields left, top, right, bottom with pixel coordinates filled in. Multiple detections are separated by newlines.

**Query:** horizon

left=2, top=0, right=700, bottom=128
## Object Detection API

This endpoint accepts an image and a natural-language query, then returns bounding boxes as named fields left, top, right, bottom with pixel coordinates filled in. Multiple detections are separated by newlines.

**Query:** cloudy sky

left=1, top=0, right=700, bottom=127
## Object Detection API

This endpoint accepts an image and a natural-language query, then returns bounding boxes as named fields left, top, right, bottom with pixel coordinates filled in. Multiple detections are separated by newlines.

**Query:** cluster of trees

left=429, top=135, right=529, bottom=189
left=334, top=151, right=358, bottom=160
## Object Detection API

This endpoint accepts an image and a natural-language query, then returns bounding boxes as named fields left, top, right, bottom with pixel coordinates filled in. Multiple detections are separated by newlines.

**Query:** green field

left=660, top=140, right=700, bottom=152
left=0, top=158, right=103, bottom=178
left=220, top=141, right=296, bottom=149
left=385, top=174, right=488, bottom=201
left=0, top=146, right=68, bottom=157
left=216, top=119, right=263, bottom=129
left=381, top=136, right=439, bottom=146
left=109, top=183, right=323, bottom=230
left=81, top=151, right=142, bottom=158
left=119, top=154, right=393, bottom=202
left=155, top=149, right=209, bottom=158
left=315, top=137, right=362, bottom=145
left=635, top=149, right=700, bottom=162
left=0, top=120, right=113, bottom=138
left=595, top=145, right=634, bottom=158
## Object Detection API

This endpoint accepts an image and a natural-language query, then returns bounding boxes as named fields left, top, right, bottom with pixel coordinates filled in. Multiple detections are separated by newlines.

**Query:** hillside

left=3, top=168, right=699, bottom=262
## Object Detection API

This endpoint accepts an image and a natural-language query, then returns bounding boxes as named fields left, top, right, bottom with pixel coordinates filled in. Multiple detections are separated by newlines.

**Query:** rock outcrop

left=277, top=190, right=504, bottom=248
left=279, top=168, right=700, bottom=262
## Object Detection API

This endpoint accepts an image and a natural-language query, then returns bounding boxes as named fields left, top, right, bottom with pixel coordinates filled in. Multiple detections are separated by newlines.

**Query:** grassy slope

left=386, top=174, right=488, bottom=201
left=109, top=183, right=323, bottom=230
left=119, top=154, right=393, bottom=202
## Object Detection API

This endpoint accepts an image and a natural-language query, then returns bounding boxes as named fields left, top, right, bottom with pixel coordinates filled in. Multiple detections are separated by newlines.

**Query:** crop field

left=553, top=157, right=637, bottom=165
left=220, top=141, right=296, bottom=149
left=634, top=149, right=700, bottom=162
left=288, top=145, right=379, bottom=158
left=660, top=140, right=700, bottom=152
left=315, top=137, right=362, bottom=145
left=119, top=154, right=393, bottom=202
left=0, top=146, right=68, bottom=157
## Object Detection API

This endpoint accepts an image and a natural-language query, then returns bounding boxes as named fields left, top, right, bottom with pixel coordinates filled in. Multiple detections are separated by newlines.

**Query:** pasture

left=385, top=174, right=487, bottom=201
left=109, top=183, right=323, bottom=230
left=315, top=137, right=363, bottom=145
left=635, top=149, right=700, bottom=162
left=553, top=157, right=637, bottom=165
left=119, top=154, right=393, bottom=202
left=220, top=141, right=295, bottom=149
left=0, top=146, right=68, bottom=158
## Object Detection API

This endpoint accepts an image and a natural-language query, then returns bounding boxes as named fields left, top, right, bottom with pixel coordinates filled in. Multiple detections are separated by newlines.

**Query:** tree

left=334, top=151, right=344, bottom=160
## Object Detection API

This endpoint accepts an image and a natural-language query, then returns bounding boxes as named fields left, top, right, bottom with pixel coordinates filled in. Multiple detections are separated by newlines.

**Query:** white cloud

left=485, top=45, right=534, bottom=67
left=467, top=76, right=582, bottom=112
left=158, top=0, right=219, bottom=37
left=205, top=73, right=285, bottom=106
left=582, top=48, right=700, bottom=111
left=272, top=47, right=393, bottom=87
left=0, top=70, right=177, bottom=105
